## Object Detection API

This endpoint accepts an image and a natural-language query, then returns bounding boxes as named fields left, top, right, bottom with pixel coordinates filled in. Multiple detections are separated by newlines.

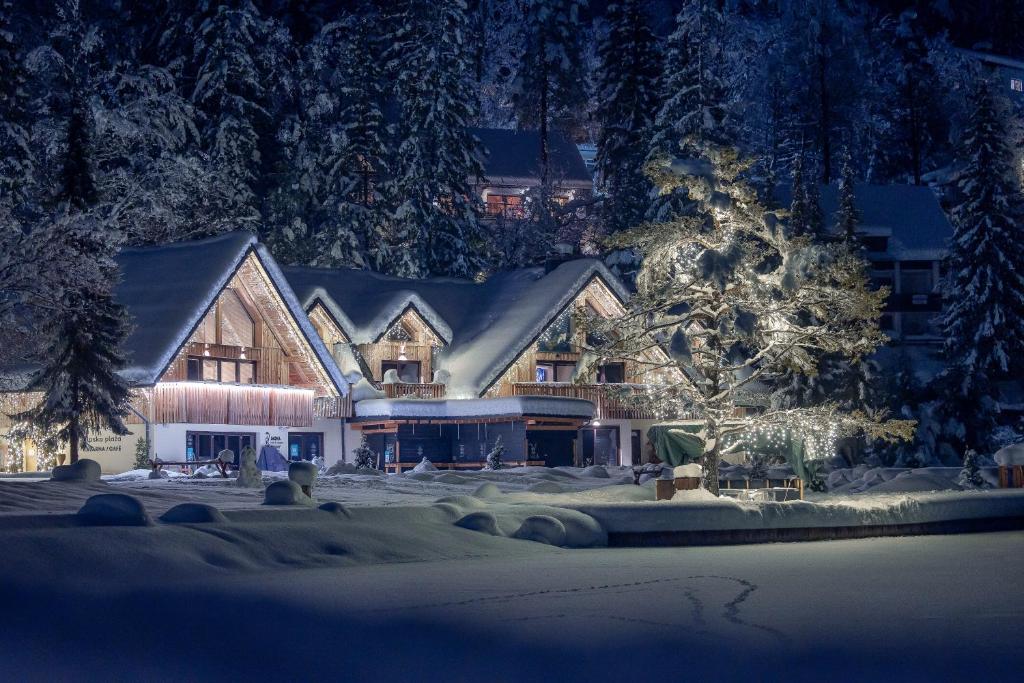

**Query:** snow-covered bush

left=485, top=436, right=505, bottom=471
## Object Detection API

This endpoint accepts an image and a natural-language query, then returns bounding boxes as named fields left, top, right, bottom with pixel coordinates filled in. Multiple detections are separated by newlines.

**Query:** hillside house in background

left=473, top=128, right=594, bottom=219
left=778, top=184, right=954, bottom=344
left=959, top=48, right=1024, bottom=102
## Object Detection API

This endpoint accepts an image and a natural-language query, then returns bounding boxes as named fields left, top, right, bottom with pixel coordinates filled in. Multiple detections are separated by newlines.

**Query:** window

left=861, top=236, right=888, bottom=252
left=381, top=360, right=421, bottom=383
left=220, top=289, right=255, bottom=348
left=186, top=431, right=256, bottom=465
left=879, top=313, right=895, bottom=331
left=596, top=363, right=625, bottom=384
left=1012, top=78, right=1023, bottom=92
left=535, top=361, right=576, bottom=383
left=484, top=193, right=525, bottom=218
left=188, top=356, right=257, bottom=383
left=900, top=268, right=933, bottom=295
left=536, top=311, right=573, bottom=352
left=901, top=312, right=940, bottom=337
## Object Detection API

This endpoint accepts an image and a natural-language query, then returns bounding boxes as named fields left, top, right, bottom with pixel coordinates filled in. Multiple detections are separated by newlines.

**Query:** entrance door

left=580, top=426, right=620, bottom=467
left=288, top=433, right=324, bottom=462
left=631, top=430, right=642, bottom=466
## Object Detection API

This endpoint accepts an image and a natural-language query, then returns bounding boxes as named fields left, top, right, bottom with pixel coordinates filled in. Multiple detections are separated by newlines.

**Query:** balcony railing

left=314, top=395, right=354, bottom=419
left=383, top=382, right=446, bottom=399
left=153, top=382, right=315, bottom=427
left=509, top=382, right=659, bottom=420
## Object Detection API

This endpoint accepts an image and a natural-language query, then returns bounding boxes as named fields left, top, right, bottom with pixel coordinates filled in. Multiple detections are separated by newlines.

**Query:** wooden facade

left=156, top=253, right=341, bottom=418
left=356, top=308, right=443, bottom=383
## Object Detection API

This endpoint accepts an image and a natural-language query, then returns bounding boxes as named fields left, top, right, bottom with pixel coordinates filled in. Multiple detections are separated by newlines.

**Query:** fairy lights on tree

left=582, top=141, right=914, bottom=492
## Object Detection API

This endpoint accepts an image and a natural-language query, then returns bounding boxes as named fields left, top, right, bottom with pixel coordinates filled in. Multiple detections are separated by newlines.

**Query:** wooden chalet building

left=285, top=258, right=669, bottom=471
left=0, top=233, right=348, bottom=473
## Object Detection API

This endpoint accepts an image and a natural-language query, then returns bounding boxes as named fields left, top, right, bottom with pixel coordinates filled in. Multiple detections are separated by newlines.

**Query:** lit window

left=220, top=289, right=255, bottom=347
left=484, top=194, right=525, bottom=218
left=1011, top=78, right=1023, bottom=92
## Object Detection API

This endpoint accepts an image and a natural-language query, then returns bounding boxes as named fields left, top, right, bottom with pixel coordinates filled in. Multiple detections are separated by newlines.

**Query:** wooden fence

left=509, top=383, right=658, bottom=420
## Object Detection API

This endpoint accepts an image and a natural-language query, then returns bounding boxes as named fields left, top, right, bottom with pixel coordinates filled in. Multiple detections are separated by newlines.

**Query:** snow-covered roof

left=354, top=396, right=595, bottom=421
left=957, top=48, right=1024, bottom=73
left=2, top=232, right=347, bottom=394
left=473, top=128, right=592, bottom=188
left=285, top=259, right=631, bottom=398
left=776, top=183, right=953, bottom=260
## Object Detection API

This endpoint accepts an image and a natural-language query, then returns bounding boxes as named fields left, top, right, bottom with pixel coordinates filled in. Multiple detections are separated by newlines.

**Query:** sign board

left=74, top=423, right=147, bottom=474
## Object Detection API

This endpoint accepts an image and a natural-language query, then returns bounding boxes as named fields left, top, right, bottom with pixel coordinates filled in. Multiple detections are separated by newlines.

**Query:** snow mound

left=160, top=503, right=228, bottom=524
left=52, top=459, right=102, bottom=483
left=435, top=495, right=489, bottom=510
left=318, top=502, right=351, bottom=517
left=103, top=468, right=184, bottom=482
left=455, top=511, right=501, bottom=535
left=514, top=515, right=566, bottom=546
left=412, top=458, right=438, bottom=473
left=527, top=481, right=565, bottom=494
left=406, top=472, right=436, bottom=482
left=264, top=480, right=313, bottom=506
left=289, top=461, right=318, bottom=488
left=77, top=493, right=151, bottom=526
left=472, top=482, right=502, bottom=499
left=581, top=465, right=609, bottom=479
left=435, top=472, right=469, bottom=484
left=674, top=463, right=704, bottom=478
left=325, top=462, right=358, bottom=475
left=995, top=443, right=1024, bottom=466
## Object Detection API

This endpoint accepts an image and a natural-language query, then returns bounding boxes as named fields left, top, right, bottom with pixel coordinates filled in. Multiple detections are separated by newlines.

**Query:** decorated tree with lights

left=583, top=141, right=913, bottom=492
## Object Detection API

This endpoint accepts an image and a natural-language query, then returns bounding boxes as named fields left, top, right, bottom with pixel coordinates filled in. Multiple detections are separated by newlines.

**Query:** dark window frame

left=187, top=356, right=257, bottom=384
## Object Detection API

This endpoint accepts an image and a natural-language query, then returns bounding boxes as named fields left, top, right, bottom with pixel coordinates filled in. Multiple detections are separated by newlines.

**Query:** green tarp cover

left=647, top=424, right=814, bottom=481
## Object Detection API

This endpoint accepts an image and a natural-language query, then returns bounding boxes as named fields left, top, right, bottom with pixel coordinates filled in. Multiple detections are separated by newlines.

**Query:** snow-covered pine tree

left=270, top=8, right=385, bottom=269
left=17, top=1, right=132, bottom=464
left=0, top=0, right=34, bottom=213
left=512, top=0, right=587, bottom=188
left=186, top=1, right=276, bottom=231
left=387, top=0, right=485, bottom=279
left=594, top=0, right=660, bottom=234
left=835, top=148, right=860, bottom=242
left=649, top=0, right=729, bottom=160
left=471, top=0, right=521, bottom=128
left=646, top=0, right=732, bottom=222
left=585, top=141, right=913, bottom=492
left=957, top=448, right=984, bottom=489
left=485, top=435, right=505, bottom=470
left=787, top=153, right=823, bottom=239
left=352, top=434, right=377, bottom=469
left=940, top=78, right=1024, bottom=451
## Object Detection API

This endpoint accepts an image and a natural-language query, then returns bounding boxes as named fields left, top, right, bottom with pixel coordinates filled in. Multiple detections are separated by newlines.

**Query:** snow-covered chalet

left=0, top=232, right=666, bottom=473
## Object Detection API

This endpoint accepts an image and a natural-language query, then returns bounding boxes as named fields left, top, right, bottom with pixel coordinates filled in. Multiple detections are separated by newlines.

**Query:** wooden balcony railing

left=383, top=382, right=446, bottom=399
left=314, top=395, right=354, bottom=419
left=509, top=382, right=659, bottom=420
left=153, top=382, right=315, bottom=427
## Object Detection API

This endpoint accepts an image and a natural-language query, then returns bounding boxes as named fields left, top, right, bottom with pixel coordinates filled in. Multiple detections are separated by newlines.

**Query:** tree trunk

left=68, top=418, right=79, bottom=464
left=701, top=417, right=720, bottom=495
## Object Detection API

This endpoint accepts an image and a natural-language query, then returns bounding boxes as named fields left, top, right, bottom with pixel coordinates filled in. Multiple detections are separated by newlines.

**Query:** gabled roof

left=285, top=259, right=631, bottom=398
left=472, top=127, right=593, bottom=188
left=2, top=232, right=347, bottom=395
left=775, top=183, right=953, bottom=259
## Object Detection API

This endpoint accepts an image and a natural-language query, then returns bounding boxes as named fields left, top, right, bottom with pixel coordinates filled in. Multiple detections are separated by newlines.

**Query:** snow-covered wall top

left=285, top=259, right=631, bottom=398
left=775, top=183, right=953, bottom=259
left=354, top=396, right=595, bottom=420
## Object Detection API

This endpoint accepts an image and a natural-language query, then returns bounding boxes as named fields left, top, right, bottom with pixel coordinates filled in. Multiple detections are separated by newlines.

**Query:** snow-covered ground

left=1, top=526, right=1020, bottom=681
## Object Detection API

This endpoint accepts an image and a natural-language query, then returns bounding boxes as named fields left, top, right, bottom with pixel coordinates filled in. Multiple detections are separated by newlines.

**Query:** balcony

left=382, top=382, right=446, bottom=399
left=153, top=382, right=316, bottom=427
left=509, top=382, right=659, bottom=420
